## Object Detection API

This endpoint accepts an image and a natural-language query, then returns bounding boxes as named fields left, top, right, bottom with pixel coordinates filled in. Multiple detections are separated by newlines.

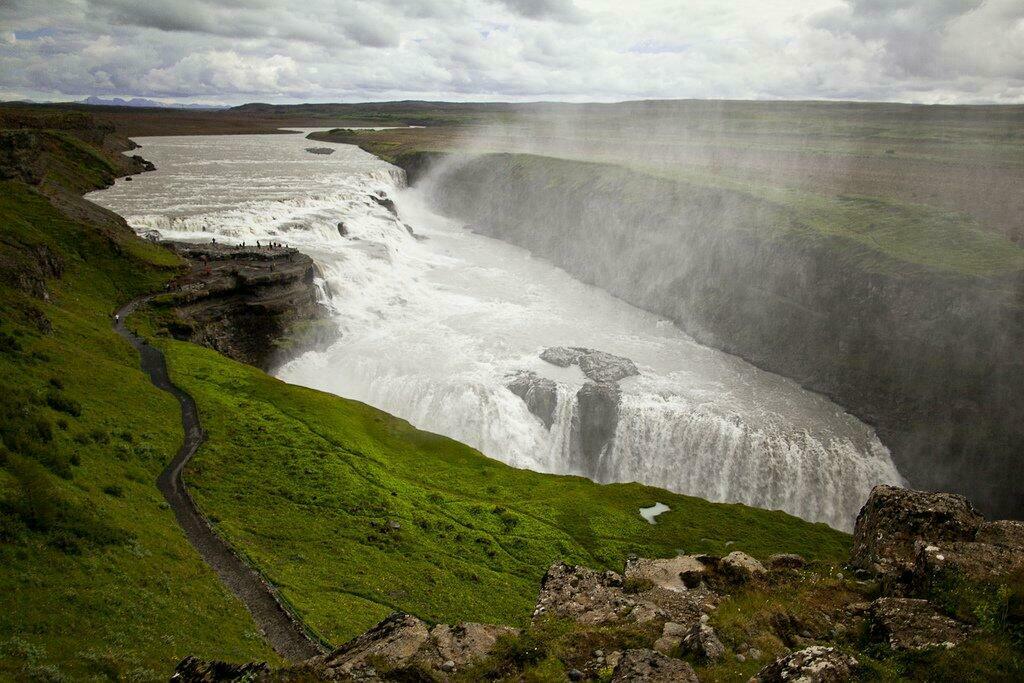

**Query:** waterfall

left=90, top=131, right=904, bottom=532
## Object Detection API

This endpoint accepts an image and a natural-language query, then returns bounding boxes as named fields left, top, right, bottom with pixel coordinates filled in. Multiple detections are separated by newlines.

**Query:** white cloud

left=145, top=51, right=305, bottom=97
left=0, top=0, right=1020, bottom=104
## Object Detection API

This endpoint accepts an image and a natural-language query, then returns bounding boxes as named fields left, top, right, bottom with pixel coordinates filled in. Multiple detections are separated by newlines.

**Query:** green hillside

left=155, top=338, right=847, bottom=644
left=0, top=145, right=279, bottom=678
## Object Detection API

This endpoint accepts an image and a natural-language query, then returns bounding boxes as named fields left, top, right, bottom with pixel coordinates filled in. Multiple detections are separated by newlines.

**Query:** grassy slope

left=0, top=141, right=278, bottom=679
left=155, top=338, right=849, bottom=646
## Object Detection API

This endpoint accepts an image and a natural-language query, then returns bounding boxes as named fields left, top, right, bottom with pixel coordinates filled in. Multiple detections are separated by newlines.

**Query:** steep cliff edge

left=405, top=153, right=1024, bottom=521
left=154, top=242, right=325, bottom=369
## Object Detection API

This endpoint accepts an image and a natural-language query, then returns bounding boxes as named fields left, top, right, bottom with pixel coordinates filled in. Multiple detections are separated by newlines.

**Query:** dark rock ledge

left=156, top=242, right=326, bottom=370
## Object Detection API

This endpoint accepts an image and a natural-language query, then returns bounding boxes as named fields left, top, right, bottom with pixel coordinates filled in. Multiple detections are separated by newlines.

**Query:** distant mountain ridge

left=80, top=96, right=225, bottom=110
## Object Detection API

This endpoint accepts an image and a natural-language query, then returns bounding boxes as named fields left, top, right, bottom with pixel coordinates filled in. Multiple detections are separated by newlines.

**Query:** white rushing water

left=90, top=130, right=904, bottom=530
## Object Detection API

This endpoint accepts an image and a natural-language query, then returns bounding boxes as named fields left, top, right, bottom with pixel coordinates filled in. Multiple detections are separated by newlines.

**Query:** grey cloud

left=0, top=0, right=1020, bottom=104
left=812, top=0, right=984, bottom=77
left=93, top=0, right=218, bottom=33
left=495, top=0, right=586, bottom=23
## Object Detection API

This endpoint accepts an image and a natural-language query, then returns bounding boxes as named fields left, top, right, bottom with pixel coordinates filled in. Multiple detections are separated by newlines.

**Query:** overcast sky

left=1, top=0, right=1022, bottom=105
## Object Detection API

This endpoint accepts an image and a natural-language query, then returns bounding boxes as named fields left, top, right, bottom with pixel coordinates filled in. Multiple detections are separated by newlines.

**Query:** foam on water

left=89, top=130, right=904, bottom=530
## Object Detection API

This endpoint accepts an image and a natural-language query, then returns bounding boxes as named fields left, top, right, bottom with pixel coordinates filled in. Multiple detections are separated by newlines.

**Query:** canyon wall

left=410, top=152, right=1024, bottom=520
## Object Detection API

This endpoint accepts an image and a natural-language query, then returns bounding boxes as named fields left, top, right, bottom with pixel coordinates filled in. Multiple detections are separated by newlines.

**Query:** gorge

left=90, top=131, right=903, bottom=531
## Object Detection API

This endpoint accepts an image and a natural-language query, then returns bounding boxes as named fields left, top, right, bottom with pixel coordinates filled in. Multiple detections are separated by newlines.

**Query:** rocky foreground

left=155, top=242, right=325, bottom=369
left=173, top=484, right=1024, bottom=681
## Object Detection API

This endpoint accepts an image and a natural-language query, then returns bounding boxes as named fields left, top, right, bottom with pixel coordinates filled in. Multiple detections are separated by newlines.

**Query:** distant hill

left=80, top=96, right=225, bottom=110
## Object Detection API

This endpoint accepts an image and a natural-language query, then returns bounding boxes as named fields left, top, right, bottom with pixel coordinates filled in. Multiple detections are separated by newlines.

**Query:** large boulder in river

left=540, top=346, right=583, bottom=367
left=541, top=346, right=639, bottom=383
left=575, top=381, right=620, bottom=466
left=369, top=193, right=398, bottom=216
left=850, top=485, right=984, bottom=576
left=507, top=371, right=559, bottom=428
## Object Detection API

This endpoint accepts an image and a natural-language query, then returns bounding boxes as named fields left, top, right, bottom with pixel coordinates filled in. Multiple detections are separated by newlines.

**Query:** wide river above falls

left=89, top=130, right=904, bottom=530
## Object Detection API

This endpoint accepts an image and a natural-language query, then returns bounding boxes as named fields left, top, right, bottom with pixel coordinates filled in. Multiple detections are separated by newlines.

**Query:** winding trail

left=114, top=296, right=325, bottom=662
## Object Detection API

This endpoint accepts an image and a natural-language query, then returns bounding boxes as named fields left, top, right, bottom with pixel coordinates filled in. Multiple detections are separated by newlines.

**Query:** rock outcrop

left=506, top=371, right=558, bottom=428
left=851, top=484, right=1024, bottom=602
left=574, top=380, right=620, bottom=466
left=720, top=551, right=768, bottom=581
left=533, top=563, right=660, bottom=626
left=540, top=346, right=639, bottom=383
left=977, top=520, right=1024, bottom=549
left=176, top=613, right=517, bottom=681
left=850, top=484, right=984, bottom=577
left=534, top=560, right=720, bottom=632
left=867, top=598, right=972, bottom=651
left=752, top=646, right=858, bottom=682
left=914, top=539, right=1024, bottom=590
left=170, top=657, right=270, bottom=682
left=679, top=622, right=726, bottom=661
left=624, top=554, right=710, bottom=592
left=609, top=649, right=698, bottom=683
left=768, top=553, right=807, bottom=570
left=159, top=242, right=325, bottom=369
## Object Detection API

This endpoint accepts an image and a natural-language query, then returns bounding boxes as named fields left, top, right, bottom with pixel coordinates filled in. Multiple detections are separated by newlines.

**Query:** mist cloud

left=0, top=0, right=1020, bottom=104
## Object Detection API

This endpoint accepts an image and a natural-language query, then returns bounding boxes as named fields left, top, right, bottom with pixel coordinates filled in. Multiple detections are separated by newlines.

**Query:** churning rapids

left=90, top=131, right=904, bottom=531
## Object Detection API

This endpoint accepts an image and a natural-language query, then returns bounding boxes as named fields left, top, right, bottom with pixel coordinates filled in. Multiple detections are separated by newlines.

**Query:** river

left=89, top=130, right=904, bottom=530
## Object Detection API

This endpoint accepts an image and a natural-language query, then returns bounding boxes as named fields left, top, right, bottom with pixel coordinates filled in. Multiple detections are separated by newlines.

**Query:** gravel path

left=114, top=296, right=325, bottom=662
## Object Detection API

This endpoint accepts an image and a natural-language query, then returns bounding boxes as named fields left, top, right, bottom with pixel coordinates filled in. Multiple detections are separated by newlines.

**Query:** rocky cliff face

left=173, top=484, right=1024, bottom=681
left=413, top=153, right=1024, bottom=521
left=157, top=243, right=325, bottom=369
